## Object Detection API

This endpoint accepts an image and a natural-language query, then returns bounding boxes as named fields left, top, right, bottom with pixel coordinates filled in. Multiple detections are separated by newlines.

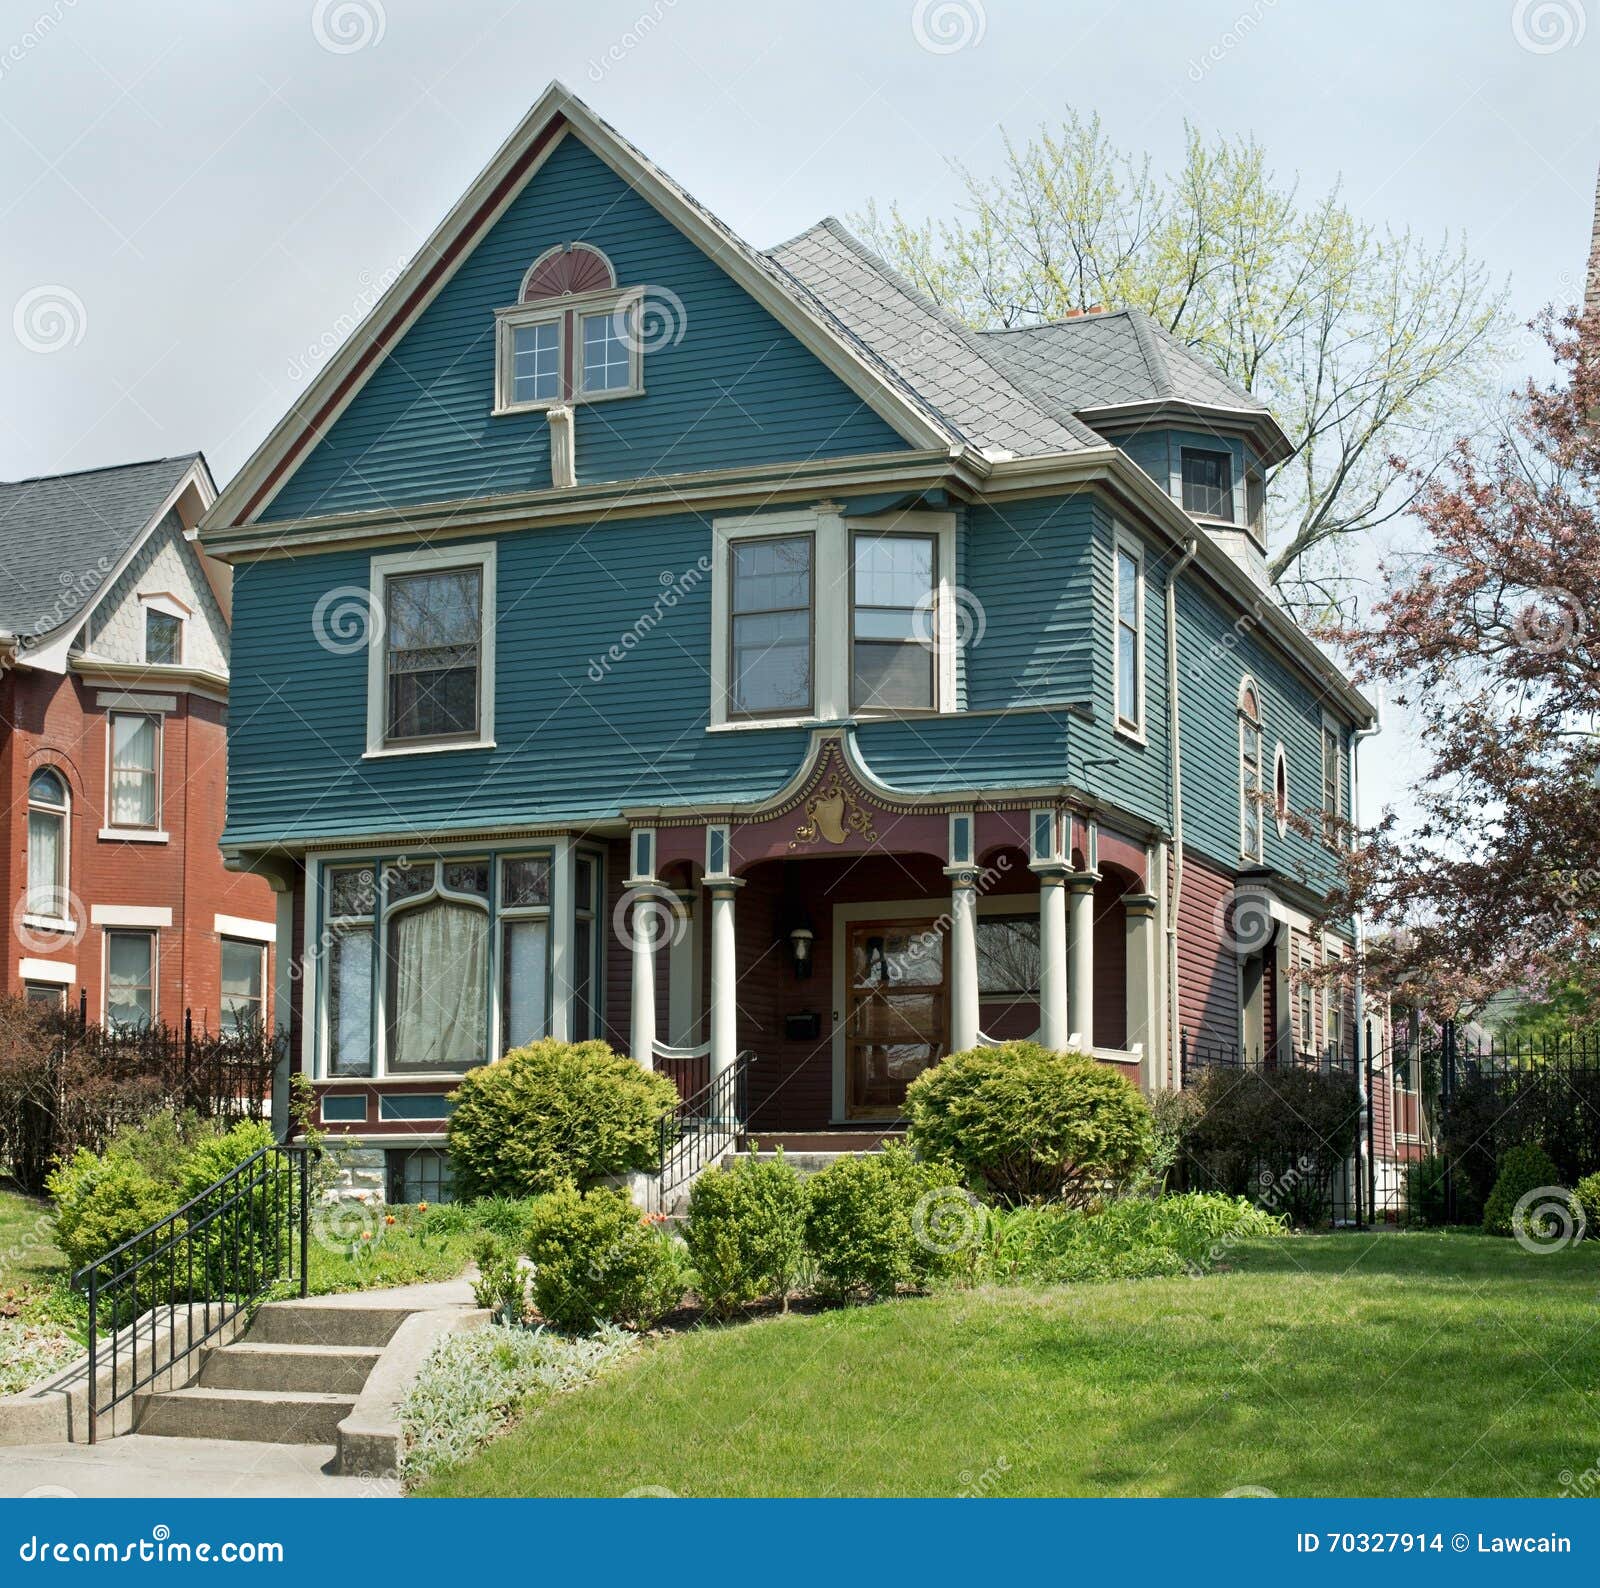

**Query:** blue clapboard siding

left=261, top=135, right=907, bottom=522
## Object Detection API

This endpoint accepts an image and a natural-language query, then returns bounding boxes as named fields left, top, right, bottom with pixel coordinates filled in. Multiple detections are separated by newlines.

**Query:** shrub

left=470, top=1236, right=528, bottom=1323
left=1179, top=1066, right=1360, bottom=1225
left=904, top=1041, right=1153, bottom=1206
left=524, top=1187, right=686, bottom=1331
left=1572, top=1172, right=1600, bottom=1234
left=684, top=1150, right=808, bottom=1318
left=447, top=1039, right=678, bottom=1200
left=1482, top=1144, right=1563, bottom=1237
left=400, top=1322, right=635, bottom=1488
left=47, top=1148, right=175, bottom=1278
left=178, top=1119, right=279, bottom=1298
left=801, top=1145, right=970, bottom=1300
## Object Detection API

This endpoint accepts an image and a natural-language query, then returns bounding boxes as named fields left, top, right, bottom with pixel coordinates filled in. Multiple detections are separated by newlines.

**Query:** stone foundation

left=323, top=1141, right=387, bottom=1204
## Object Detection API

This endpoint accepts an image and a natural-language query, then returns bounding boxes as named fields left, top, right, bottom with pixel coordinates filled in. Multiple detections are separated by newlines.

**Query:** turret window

left=1181, top=447, right=1235, bottom=520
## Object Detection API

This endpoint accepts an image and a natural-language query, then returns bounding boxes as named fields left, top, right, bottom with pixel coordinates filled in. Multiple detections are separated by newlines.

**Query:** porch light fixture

left=789, top=925, right=815, bottom=979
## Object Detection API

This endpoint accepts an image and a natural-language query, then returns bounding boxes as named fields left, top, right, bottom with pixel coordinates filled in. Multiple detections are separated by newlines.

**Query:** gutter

left=1163, top=537, right=1200, bottom=1088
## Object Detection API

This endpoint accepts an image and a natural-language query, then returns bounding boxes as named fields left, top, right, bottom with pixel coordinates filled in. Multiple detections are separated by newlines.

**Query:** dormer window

left=1181, top=447, right=1234, bottom=520
left=493, top=243, right=643, bottom=414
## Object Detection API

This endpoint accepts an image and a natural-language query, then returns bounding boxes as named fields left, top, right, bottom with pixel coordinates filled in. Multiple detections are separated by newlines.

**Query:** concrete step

left=244, top=1303, right=414, bottom=1349
left=136, top=1386, right=357, bottom=1445
left=199, top=1342, right=383, bottom=1395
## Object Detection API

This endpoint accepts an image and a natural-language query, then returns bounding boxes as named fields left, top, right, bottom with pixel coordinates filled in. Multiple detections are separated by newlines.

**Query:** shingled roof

left=0, top=455, right=200, bottom=641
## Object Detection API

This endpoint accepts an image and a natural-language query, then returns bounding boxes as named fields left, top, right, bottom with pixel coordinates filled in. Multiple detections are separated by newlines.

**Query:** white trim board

left=215, top=913, right=276, bottom=944
left=19, top=958, right=75, bottom=984
left=90, top=904, right=173, bottom=928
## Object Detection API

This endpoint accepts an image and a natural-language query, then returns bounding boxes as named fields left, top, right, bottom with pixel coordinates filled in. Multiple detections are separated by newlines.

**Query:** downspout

left=1351, top=691, right=1384, bottom=1212
left=1164, top=537, right=1200, bottom=1089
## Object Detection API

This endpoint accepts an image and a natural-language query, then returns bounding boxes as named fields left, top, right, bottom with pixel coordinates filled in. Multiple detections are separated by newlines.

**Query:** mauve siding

left=260, top=135, right=906, bottom=523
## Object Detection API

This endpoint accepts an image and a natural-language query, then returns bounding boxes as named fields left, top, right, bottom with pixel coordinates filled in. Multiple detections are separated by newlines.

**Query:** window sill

left=98, top=827, right=169, bottom=843
left=21, top=913, right=74, bottom=934
left=492, top=386, right=644, bottom=417
left=362, top=739, right=496, bottom=760
left=1114, top=720, right=1147, bottom=746
left=707, top=709, right=952, bottom=734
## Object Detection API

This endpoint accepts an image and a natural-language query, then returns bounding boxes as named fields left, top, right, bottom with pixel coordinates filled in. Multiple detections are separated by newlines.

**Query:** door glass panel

left=845, top=922, right=946, bottom=1119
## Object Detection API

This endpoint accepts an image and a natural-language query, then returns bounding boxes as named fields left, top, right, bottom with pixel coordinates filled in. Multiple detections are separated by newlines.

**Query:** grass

left=288, top=1200, right=523, bottom=1298
left=0, top=1184, right=82, bottom=1393
left=421, top=1232, right=1600, bottom=1499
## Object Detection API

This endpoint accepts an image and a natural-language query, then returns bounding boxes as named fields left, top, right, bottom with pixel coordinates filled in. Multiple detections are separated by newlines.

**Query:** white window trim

left=1237, top=675, right=1264, bottom=863
left=105, top=710, right=163, bottom=833
left=19, top=957, right=75, bottom=984
left=215, top=913, right=276, bottom=944
left=492, top=285, right=645, bottom=415
left=1111, top=528, right=1146, bottom=741
left=364, top=541, right=497, bottom=758
left=708, top=506, right=956, bottom=730
left=102, top=927, right=158, bottom=1028
left=91, top=904, right=173, bottom=927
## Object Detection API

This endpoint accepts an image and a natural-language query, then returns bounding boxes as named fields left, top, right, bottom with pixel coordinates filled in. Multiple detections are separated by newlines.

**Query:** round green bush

left=801, top=1144, right=970, bottom=1299
left=904, top=1041, right=1153, bottom=1206
left=684, top=1150, right=808, bottom=1318
left=523, top=1186, right=686, bottom=1331
left=1482, top=1144, right=1563, bottom=1236
left=447, top=1039, right=679, bottom=1200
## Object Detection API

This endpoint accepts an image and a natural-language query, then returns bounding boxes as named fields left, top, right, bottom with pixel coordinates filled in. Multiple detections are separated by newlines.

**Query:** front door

left=844, top=919, right=948, bottom=1119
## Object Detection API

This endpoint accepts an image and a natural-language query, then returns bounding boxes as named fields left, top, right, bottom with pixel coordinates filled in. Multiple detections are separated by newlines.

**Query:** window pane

left=385, top=570, right=482, bottom=741
left=511, top=320, right=560, bottom=403
left=731, top=536, right=810, bottom=614
left=221, top=939, right=264, bottom=1033
left=574, top=918, right=595, bottom=1042
left=392, top=1148, right=454, bottom=1205
left=731, top=608, right=811, bottom=714
left=1182, top=449, right=1234, bottom=518
left=854, top=534, right=933, bottom=608
left=29, top=768, right=65, bottom=805
left=145, top=609, right=182, bottom=665
left=501, top=856, right=551, bottom=908
left=580, top=308, right=632, bottom=393
left=976, top=917, right=1041, bottom=995
left=110, top=715, right=158, bottom=826
left=1118, top=628, right=1138, bottom=721
left=443, top=860, right=490, bottom=898
left=853, top=640, right=932, bottom=711
left=329, top=925, right=374, bottom=1076
left=26, top=810, right=62, bottom=917
left=387, top=861, right=434, bottom=904
left=106, top=933, right=153, bottom=1029
left=1117, top=550, right=1139, bottom=627
left=387, top=899, right=489, bottom=1072
left=329, top=865, right=377, bottom=919
left=502, top=918, right=550, bottom=1050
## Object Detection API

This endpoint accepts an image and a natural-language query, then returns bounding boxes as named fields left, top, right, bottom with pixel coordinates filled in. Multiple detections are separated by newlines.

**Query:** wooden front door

left=844, top=919, right=948, bottom=1119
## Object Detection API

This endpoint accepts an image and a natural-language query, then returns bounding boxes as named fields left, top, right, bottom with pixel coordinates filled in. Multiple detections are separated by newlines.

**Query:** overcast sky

left=2, top=0, right=1596, bottom=822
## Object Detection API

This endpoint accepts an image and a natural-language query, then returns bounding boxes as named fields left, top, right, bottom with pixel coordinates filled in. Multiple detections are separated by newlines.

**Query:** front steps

left=134, top=1302, right=410, bottom=1446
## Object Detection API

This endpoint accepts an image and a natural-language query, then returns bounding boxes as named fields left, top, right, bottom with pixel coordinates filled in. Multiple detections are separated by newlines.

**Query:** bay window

left=108, top=713, right=160, bottom=829
left=851, top=531, right=935, bottom=712
left=385, top=861, right=489, bottom=1074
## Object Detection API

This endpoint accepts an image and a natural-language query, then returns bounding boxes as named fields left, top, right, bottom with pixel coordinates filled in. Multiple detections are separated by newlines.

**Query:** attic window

left=493, top=243, right=644, bottom=414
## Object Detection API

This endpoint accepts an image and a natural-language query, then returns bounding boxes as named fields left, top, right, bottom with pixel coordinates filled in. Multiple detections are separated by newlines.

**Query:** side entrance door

left=843, top=919, right=948, bottom=1119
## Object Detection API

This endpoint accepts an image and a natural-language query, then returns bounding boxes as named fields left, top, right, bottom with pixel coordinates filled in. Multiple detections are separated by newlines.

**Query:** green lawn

left=422, top=1233, right=1600, bottom=1499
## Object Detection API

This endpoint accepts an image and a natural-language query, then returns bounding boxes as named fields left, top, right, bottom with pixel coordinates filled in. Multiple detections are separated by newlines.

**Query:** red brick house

left=1, top=455, right=277, bottom=1031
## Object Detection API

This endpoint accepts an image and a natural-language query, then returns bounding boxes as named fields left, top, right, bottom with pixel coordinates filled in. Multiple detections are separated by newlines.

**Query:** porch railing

left=73, top=1142, right=312, bottom=1443
left=655, top=1050, right=754, bottom=1208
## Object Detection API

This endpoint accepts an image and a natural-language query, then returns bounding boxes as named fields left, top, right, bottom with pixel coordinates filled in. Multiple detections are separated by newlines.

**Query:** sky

left=2, top=0, right=1597, bottom=825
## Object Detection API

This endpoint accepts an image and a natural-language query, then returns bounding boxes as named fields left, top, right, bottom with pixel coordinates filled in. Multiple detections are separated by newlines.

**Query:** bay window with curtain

left=108, top=712, right=161, bottom=829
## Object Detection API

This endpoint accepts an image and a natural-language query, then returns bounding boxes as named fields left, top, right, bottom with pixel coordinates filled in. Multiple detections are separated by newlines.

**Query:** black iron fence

left=74, top=1141, right=311, bottom=1443
left=0, top=1003, right=281, bottom=1191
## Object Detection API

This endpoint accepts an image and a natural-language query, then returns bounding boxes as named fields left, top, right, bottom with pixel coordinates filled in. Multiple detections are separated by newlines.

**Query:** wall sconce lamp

left=789, top=925, right=815, bottom=979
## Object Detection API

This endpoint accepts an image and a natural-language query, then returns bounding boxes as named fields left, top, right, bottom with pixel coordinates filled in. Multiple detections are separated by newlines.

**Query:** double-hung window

left=221, top=938, right=267, bottom=1034
left=366, top=544, right=495, bottom=755
left=1113, top=537, right=1144, bottom=735
left=108, top=713, right=161, bottom=829
left=851, top=531, right=935, bottom=712
left=1321, top=721, right=1347, bottom=847
left=728, top=534, right=813, bottom=719
left=106, top=929, right=155, bottom=1029
left=1181, top=447, right=1235, bottom=520
left=26, top=768, right=69, bottom=921
left=1238, top=680, right=1264, bottom=862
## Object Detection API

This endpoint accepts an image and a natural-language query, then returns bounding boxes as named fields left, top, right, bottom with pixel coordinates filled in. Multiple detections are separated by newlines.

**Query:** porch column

left=628, top=888, right=662, bottom=1071
left=667, top=889, right=701, bottom=1047
left=1068, top=871, right=1099, bottom=1049
left=1125, top=891, right=1159, bottom=1081
left=707, top=877, right=745, bottom=1077
left=1037, top=867, right=1069, bottom=1050
left=945, top=866, right=980, bottom=1052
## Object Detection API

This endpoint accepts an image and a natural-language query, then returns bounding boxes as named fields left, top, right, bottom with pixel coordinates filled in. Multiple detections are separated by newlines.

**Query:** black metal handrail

left=655, top=1050, right=753, bottom=1207
left=74, top=1142, right=312, bottom=1443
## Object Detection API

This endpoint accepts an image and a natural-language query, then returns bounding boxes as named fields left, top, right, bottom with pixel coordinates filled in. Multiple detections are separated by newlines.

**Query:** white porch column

left=945, top=866, right=980, bottom=1052
left=1125, top=891, right=1159, bottom=1084
left=1037, top=868, right=1070, bottom=1049
left=667, top=889, right=701, bottom=1047
left=1068, top=871, right=1099, bottom=1049
left=707, top=877, right=745, bottom=1077
left=628, top=888, right=661, bottom=1071
left=549, top=837, right=576, bottom=1042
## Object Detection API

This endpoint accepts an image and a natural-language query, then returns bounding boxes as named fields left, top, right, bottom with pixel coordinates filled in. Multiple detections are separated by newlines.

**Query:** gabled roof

left=767, top=218, right=1101, bottom=457
left=0, top=455, right=210, bottom=644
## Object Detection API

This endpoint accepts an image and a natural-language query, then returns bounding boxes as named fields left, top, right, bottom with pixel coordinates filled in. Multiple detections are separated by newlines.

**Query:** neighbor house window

left=729, top=534, right=813, bottom=718
left=976, top=916, right=1042, bottom=997
left=221, top=938, right=267, bottom=1034
left=106, top=930, right=155, bottom=1029
left=1113, top=538, right=1144, bottom=734
left=851, top=531, right=935, bottom=712
left=1238, top=679, right=1264, bottom=861
left=1321, top=721, right=1347, bottom=847
left=144, top=608, right=183, bottom=665
left=1181, top=447, right=1235, bottom=520
left=499, top=855, right=552, bottom=1051
left=367, top=544, right=496, bottom=755
left=26, top=768, right=69, bottom=920
left=494, top=244, right=642, bottom=413
left=25, top=982, right=66, bottom=1011
left=384, top=860, right=489, bottom=1074
left=108, top=713, right=160, bottom=829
